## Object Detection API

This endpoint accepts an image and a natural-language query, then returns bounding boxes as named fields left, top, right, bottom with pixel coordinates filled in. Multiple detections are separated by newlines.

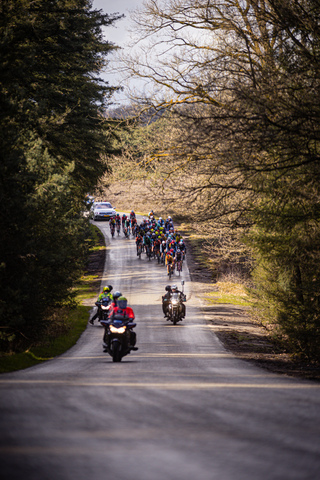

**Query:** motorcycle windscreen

left=171, top=293, right=180, bottom=302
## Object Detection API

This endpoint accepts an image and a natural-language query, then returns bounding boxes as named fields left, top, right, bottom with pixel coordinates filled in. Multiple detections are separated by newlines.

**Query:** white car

left=91, top=202, right=116, bottom=221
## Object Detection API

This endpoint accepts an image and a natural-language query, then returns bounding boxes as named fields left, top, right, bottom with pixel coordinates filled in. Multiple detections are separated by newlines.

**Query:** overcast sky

left=92, top=0, right=145, bottom=104
left=93, top=0, right=141, bottom=46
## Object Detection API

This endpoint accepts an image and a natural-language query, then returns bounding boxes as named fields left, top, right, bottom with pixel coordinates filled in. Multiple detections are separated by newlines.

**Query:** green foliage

left=247, top=192, right=320, bottom=361
left=0, top=305, right=90, bottom=373
left=0, top=0, right=121, bottom=352
left=0, top=221, right=105, bottom=371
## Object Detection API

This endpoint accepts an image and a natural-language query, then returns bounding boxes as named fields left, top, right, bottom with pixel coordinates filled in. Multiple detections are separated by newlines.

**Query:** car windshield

left=95, top=203, right=112, bottom=209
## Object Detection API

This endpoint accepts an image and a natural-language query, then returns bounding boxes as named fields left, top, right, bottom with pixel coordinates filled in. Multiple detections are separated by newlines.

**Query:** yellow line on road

left=0, top=379, right=318, bottom=389
left=55, top=353, right=234, bottom=359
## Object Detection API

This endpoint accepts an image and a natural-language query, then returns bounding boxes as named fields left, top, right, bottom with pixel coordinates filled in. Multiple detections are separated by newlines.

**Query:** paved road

left=1, top=219, right=320, bottom=480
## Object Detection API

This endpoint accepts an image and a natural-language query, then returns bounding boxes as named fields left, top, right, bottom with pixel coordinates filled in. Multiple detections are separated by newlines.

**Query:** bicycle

left=154, top=249, right=161, bottom=264
left=176, top=259, right=183, bottom=275
left=145, top=244, right=152, bottom=260
left=137, top=243, right=142, bottom=259
left=167, top=263, right=174, bottom=279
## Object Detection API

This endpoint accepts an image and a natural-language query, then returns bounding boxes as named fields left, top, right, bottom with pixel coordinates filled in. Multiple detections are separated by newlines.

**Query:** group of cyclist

left=134, top=210, right=187, bottom=276
left=109, top=211, right=138, bottom=238
left=109, top=208, right=187, bottom=277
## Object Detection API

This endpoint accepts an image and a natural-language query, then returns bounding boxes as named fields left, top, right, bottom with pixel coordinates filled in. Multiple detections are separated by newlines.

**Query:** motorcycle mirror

left=181, top=280, right=185, bottom=285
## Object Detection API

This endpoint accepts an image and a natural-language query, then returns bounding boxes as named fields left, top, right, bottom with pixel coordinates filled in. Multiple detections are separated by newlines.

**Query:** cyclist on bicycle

left=144, top=232, right=152, bottom=253
left=179, top=240, right=187, bottom=259
left=176, top=248, right=183, bottom=263
left=153, top=237, right=161, bottom=261
left=165, top=251, right=175, bottom=275
left=136, top=233, right=143, bottom=255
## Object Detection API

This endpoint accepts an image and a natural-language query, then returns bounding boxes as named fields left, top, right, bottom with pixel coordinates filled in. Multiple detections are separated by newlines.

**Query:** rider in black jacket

left=162, top=285, right=172, bottom=318
left=170, top=284, right=186, bottom=318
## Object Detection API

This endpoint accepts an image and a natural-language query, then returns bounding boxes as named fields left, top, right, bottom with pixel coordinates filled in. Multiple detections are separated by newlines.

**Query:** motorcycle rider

left=107, top=290, right=122, bottom=312
left=170, top=284, right=186, bottom=318
left=162, top=285, right=172, bottom=318
left=107, top=296, right=138, bottom=350
left=89, top=285, right=113, bottom=325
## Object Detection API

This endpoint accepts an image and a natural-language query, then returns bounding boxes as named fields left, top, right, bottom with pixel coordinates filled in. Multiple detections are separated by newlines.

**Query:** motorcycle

left=100, top=316, right=137, bottom=362
left=95, top=297, right=112, bottom=322
left=167, top=281, right=186, bottom=325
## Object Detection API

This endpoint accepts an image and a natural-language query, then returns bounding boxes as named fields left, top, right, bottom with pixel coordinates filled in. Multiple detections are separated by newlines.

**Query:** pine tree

left=0, top=0, right=122, bottom=350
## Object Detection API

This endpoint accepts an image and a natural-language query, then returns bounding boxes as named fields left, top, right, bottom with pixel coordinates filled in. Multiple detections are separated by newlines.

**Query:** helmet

left=117, top=296, right=127, bottom=309
left=103, top=285, right=112, bottom=293
left=165, top=285, right=172, bottom=292
left=171, top=285, right=178, bottom=291
left=113, top=291, right=122, bottom=300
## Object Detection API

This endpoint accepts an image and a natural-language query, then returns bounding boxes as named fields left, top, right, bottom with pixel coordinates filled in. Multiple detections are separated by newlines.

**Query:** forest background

left=1, top=0, right=320, bottom=368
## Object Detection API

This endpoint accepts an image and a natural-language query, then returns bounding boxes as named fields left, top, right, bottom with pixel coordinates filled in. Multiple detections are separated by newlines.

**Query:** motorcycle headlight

left=101, top=305, right=109, bottom=310
left=172, top=299, right=179, bottom=305
left=109, top=325, right=126, bottom=334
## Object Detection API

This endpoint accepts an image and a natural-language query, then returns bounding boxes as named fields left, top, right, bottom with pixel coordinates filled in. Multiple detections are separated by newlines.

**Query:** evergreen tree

left=0, top=0, right=122, bottom=350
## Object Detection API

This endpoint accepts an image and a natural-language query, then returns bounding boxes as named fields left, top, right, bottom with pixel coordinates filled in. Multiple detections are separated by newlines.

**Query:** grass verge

left=205, top=282, right=252, bottom=307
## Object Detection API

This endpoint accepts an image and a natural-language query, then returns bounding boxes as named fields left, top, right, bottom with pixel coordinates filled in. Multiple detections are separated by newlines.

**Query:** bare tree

left=112, top=0, right=320, bottom=360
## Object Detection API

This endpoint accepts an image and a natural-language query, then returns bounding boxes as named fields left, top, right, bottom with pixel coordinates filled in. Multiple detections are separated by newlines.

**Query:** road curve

left=1, top=217, right=320, bottom=480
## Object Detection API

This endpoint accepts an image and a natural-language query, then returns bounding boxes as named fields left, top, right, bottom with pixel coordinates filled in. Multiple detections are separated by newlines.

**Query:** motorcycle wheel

left=112, top=342, right=122, bottom=362
left=173, top=311, right=177, bottom=325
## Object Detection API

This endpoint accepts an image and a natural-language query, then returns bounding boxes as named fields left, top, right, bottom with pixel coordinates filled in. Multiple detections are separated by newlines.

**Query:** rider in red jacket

left=109, top=297, right=135, bottom=320
left=108, top=297, right=137, bottom=350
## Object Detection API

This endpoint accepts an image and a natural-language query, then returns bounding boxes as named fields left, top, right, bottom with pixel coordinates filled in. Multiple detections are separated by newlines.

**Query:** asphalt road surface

left=1, top=218, right=320, bottom=480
